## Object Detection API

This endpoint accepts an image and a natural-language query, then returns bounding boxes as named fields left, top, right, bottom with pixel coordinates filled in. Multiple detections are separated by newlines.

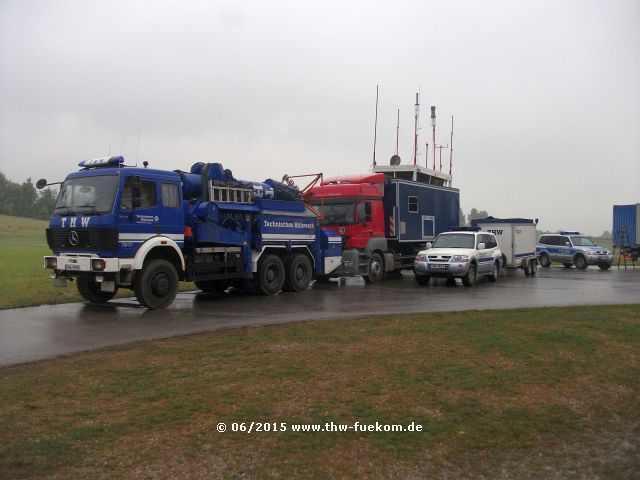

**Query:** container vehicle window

left=539, top=236, right=550, bottom=245
left=54, top=175, right=118, bottom=215
left=408, top=196, right=418, bottom=213
left=162, top=183, right=180, bottom=208
left=559, top=236, right=570, bottom=246
left=570, top=236, right=597, bottom=247
left=312, top=198, right=355, bottom=226
left=432, top=233, right=475, bottom=249
left=121, top=177, right=157, bottom=210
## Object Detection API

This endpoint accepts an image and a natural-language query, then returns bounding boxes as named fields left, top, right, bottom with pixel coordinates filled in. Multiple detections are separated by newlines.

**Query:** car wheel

left=488, top=261, right=499, bottom=281
left=415, top=274, right=430, bottom=285
left=539, top=253, right=551, bottom=268
left=574, top=255, right=588, bottom=270
left=461, top=263, right=477, bottom=287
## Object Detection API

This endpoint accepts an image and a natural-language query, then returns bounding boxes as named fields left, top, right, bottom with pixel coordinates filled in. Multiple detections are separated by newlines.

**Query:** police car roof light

left=78, top=156, right=125, bottom=169
left=559, top=231, right=581, bottom=235
left=449, top=226, right=480, bottom=232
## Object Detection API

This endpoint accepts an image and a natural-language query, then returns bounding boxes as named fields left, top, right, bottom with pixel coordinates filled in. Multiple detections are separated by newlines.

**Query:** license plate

left=429, top=264, right=447, bottom=270
left=65, top=264, right=81, bottom=270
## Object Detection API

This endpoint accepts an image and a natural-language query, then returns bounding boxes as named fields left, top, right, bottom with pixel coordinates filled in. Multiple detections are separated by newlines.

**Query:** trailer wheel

left=283, top=253, right=312, bottom=292
left=77, top=277, right=117, bottom=303
left=254, top=254, right=285, bottom=295
left=539, top=253, right=551, bottom=268
left=461, top=263, right=477, bottom=287
left=363, top=253, right=385, bottom=284
left=574, top=254, right=588, bottom=270
left=415, top=274, right=430, bottom=285
left=195, top=280, right=229, bottom=293
left=134, top=259, right=179, bottom=309
left=530, top=259, right=537, bottom=276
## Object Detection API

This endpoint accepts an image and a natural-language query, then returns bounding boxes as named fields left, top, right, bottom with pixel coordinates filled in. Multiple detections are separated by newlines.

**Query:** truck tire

left=254, top=254, right=285, bottom=295
left=574, top=254, right=588, bottom=270
left=539, top=253, right=551, bottom=268
left=134, top=259, right=179, bottom=309
left=283, top=253, right=312, bottom=292
left=461, top=263, right=477, bottom=287
left=363, top=253, right=384, bottom=284
left=415, top=274, right=430, bottom=285
left=195, top=280, right=228, bottom=293
left=76, top=277, right=117, bottom=303
left=488, top=261, right=499, bottom=281
left=530, top=259, right=537, bottom=276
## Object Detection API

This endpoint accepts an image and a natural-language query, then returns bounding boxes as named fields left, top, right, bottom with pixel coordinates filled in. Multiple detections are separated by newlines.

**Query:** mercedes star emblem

left=69, top=230, right=79, bottom=246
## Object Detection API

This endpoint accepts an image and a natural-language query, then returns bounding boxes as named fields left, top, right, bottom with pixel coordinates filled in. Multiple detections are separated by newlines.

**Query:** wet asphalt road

left=0, top=266, right=638, bottom=366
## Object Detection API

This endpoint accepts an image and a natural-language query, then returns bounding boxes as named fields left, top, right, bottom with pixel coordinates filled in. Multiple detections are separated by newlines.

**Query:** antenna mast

left=413, top=92, right=420, bottom=166
left=395, top=109, right=400, bottom=155
left=449, top=115, right=454, bottom=177
left=372, top=85, right=379, bottom=169
left=430, top=106, right=436, bottom=170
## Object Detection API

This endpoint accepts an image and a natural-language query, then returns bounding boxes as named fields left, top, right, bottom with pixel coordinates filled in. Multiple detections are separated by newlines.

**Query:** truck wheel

left=539, top=253, right=551, bottom=268
left=574, top=255, right=588, bottom=270
left=254, top=254, right=285, bottom=295
left=195, top=280, right=229, bottom=293
left=283, top=253, right=312, bottom=292
left=488, top=261, right=499, bottom=281
left=363, top=253, right=384, bottom=284
left=134, top=259, right=179, bottom=309
left=563, top=263, right=573, bottom=268
left=530, top=259, right=537, bottom=276
left=76, top=277, right=117, bottom=303
left=415, top=274, right=430, bottom=285
left=461, top=263, right=477, bottom=287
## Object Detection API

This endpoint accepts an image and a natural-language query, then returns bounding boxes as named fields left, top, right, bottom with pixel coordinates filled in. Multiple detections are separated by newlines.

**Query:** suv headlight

left=451, top=255, right=469, bottom=262
left=415, top=254, right=428, bottom=262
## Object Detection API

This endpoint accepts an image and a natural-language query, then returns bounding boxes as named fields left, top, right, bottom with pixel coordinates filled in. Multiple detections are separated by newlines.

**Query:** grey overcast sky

left=1, top=0, right=638, bottom=235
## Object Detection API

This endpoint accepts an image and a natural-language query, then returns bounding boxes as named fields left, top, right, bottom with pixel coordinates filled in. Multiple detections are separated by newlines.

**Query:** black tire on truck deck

left=134, top=259, right=179, bottom=309
left=363, top=252, right=385, bottom=284
left=76, top=277, right=117, bottom=303
left=283, top=253, right=312, bottom=292
left=254, top=254, right=285, bottom=295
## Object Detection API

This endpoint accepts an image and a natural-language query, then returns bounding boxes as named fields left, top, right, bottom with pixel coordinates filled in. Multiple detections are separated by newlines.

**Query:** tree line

left=0, top=172, right=58, bottom=220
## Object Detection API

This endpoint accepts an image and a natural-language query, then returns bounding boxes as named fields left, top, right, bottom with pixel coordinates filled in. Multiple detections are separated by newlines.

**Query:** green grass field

left=0, top=215, right=194, bottom=309
left=1, top=305, right=638, bottom=479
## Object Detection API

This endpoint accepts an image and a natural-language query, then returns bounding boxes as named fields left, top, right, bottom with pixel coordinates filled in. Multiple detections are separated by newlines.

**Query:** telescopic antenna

left=431, top=106, right=436, bottom=170
left=395, top=108, right=400, bottom=156
left=449, top=115, right=454, bottom=177
left=372, top=85, right=379, bottom=169
left=413, top=92, right=420, bottom=166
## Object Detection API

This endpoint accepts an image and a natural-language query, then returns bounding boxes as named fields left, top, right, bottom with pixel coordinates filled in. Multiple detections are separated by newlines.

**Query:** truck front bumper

left=44, top=254, right=128, bottom=274
left=414, top=260, right=471, bottom=278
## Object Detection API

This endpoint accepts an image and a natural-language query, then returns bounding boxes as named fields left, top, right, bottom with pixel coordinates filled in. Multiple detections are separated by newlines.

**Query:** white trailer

left=472, top=217, right=539, bottom=276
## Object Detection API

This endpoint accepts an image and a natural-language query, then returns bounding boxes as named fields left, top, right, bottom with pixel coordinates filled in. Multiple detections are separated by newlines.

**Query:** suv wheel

left=461, top=263, right=477, bottom=287
left=488, top=261, right=499, bottom=281
left=539, top=253, right=551, bottom=268
left=574, top=254, right=588, bottom=270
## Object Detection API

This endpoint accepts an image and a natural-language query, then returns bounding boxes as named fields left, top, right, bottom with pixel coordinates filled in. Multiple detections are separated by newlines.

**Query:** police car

left=536, top=231, right=613, bottom=270
left=414, top=229, right=503, bottom=287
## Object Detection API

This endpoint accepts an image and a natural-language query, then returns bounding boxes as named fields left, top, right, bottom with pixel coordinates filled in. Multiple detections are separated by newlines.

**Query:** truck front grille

left=46, top=228, right=118, bottom=251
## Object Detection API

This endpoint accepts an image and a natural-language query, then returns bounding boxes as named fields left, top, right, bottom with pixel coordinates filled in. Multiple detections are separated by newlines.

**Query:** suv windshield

left=311, top=198, right=355, bottom=226
left=432, top=233, right=475, bottom=249
left=570, top=236, right=597, bottom=247
left=54, top=175, right=119, bottom=215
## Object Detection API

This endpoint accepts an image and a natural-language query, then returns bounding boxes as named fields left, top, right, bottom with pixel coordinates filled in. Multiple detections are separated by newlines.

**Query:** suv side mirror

left=478, top=242, right=486, bottom=250
left=425, top=242, right=432, bottom=249
left=564, top=241, right=570, bottom=247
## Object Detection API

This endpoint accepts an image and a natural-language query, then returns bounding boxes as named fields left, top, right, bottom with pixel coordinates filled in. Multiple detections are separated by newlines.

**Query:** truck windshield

left=570, top=236, right=597, bottom=247
left=54, top=175, right=119, bottom=215
left=432, top=233, right=475, bottom=249
left=312, top=198, right=355, bottom=226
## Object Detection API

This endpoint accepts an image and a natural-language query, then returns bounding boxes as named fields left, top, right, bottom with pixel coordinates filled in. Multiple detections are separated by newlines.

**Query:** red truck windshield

left=312, top=198, right=355, bottom=226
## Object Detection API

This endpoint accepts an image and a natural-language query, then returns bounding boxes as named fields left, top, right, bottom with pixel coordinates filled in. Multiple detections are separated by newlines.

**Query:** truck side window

left=162, top=183, right=180, bottom=208
left=408, top=196, right=418, bottom=213
left=121, top=177, right=157, bottom=210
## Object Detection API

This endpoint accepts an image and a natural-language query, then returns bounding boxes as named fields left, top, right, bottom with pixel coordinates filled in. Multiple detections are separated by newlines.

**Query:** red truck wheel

left=363, top=253, right=385, bottom=284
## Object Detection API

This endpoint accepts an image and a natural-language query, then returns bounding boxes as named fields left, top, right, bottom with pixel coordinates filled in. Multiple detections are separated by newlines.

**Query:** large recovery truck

left=40, top=156, right=342, bottom=309
left=306, top=163, right=459, bottom=282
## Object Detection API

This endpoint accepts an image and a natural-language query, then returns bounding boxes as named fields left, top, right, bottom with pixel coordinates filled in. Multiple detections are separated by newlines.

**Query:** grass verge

left=1, top=305, right=639, bottom=478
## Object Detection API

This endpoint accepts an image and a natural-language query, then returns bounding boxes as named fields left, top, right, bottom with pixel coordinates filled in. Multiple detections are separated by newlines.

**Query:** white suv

left=414, top=230, right=503, bottom=287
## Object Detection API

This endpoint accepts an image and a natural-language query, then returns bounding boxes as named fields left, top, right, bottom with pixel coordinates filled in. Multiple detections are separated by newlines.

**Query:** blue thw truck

left=40, top=156, right=342, bottom=309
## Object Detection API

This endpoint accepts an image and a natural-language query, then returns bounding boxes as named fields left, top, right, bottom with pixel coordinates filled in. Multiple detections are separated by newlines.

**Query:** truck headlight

left=451, top=255, right=469, bottom=262
left=45, top=257, right=57, bottom=269
left=92, top=259, right=106, bottom=271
